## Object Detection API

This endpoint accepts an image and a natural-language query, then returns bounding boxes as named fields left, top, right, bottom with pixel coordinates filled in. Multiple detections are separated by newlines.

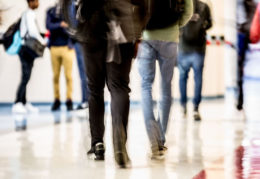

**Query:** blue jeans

left=178, top=52, right=205, bottom=109
left=137, top=40, right=177, bottom=151
left=75, top=42, right=89, bottom=103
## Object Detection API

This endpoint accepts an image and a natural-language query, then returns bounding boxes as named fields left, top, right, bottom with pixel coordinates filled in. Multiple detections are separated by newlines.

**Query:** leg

left=192, top=53, right=205, bottom=109
left=75, top=42, right=89, bottom=103
left=137, top=41, right=161, bottom=152
left=178, top=53, right=191, bottom=109
left=50, top=47, right=62, bottom=100
left=82, top=40, right=107, bottom=147
left=15, top=47, right=35, bottom=104
left=61, top=46, right=75, bottom=101
left=106, top=43, right=134, bottom=165
left=157, top=42, right=178, bottom=135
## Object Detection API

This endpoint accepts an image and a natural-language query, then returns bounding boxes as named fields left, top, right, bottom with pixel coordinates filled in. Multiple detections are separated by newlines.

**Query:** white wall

left=0, top=0, right=228, bottom=103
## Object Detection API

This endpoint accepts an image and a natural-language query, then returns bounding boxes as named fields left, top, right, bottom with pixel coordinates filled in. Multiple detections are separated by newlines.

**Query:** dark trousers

left=15, top=46, right=35, bottom=104
left=82, top=39, right=134, bottom=153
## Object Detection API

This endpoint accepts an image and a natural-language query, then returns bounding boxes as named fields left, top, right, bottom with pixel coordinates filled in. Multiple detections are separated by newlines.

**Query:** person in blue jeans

left=178, top=0, right=212, bottom=121
left=74, top=42, right=89, bottom=110
left=137, top=0, right=193, bottom=159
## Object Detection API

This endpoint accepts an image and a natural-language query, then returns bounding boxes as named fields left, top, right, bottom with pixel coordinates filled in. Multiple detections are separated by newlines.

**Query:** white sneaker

left=25, top=103, right=39, bottom=113
left=12, top=102, right=27, bottom=114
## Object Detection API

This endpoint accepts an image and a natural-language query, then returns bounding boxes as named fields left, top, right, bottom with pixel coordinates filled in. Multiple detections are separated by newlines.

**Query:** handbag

left=250, top=3, right=260, bottom=43
left=23, top=36, right=45, bottom=58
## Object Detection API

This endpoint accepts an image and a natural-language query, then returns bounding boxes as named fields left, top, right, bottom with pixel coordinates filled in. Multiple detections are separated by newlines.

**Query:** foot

left=87, top=142, right=105, bottom=161
left=76, top=102, right=88, bottom=110
left=181, top=105, right=187, bottom=117
left=151, top=150, right=165, bottom=160
left=66, top=99, right=73, bottom=111
left=12, top=102, right=27, bottom=114
left=25, top=103, right=39, bottom=113
left=193, top=108, right=201, bottom=121
left=115, top=151, right=131, bottom=168
left=159, top=145, right=168, bottom=154
left=51, top=99, right=60, bottom=111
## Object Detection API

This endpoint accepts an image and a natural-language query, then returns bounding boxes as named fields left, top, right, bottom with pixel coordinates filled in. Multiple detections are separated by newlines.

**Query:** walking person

left=178, top=0, right=212, bottom=121
left=12, top=0, right=46, bottom=114
left=46, top=4, right=75, bottom=111
left=61, top=0, right=150, bottom=167
left=137, top=0, right=193, bottom=159
left=74, top=42, right=89, bottom=110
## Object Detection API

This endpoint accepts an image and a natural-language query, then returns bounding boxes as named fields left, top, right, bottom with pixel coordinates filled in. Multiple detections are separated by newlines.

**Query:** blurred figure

left=46, top=4, right=75, bottom=111
left=236, top=0, right=258, bottom=111
left=12, top=0, right=46, bottom=114
left=60, top=0, right=150, bottom=167
left=178, top=0, right=212, bottom=121
left=137, top=0, right=193, bottom=159
left=74, top=42, right=89, bottom=110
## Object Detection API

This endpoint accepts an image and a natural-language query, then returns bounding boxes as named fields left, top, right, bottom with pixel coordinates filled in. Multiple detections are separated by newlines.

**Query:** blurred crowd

left=0, top=0, right=259, bottom=168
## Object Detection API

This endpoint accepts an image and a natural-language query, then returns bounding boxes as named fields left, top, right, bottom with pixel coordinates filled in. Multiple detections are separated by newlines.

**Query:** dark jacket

left=46, top=6, right=73, bottom=47
left=179, top=0, right=212, bottom=53
left=61, top=0, right=151, bottom=42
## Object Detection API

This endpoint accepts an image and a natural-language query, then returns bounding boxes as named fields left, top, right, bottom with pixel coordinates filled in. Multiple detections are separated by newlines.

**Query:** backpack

left=3, top=18, right=22, bottom=55
left=146, top=0, right=185, bottom=30
left=181, top=1, right=208, bottom=45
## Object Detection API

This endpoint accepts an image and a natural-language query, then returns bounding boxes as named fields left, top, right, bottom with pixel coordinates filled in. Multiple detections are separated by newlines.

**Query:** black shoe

left=76, top=102, right=88, bottom=110
left=115, top=151, right=131, bottom=168
left=51, top=99, right=60, bottom=111
left=66, top=100, right=73, bottom=111
left=87, top=142, right=105, bottom=161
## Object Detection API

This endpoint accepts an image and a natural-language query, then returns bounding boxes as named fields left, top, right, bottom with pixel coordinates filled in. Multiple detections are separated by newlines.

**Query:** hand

left=60, top=21, right=69, bottom=28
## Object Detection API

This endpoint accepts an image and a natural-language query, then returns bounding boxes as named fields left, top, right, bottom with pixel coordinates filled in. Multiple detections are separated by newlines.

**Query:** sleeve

left=46, top=9, right=62, bottom=31
left=179, top=0, right=194, bottom=28
left=204, top=4, right=212, bottom=30
left=26, top=11, right=46, bottom=45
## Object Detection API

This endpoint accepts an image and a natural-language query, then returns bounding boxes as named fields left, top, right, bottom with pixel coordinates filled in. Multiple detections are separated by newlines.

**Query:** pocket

left=159, top=42, right=177, bottom=59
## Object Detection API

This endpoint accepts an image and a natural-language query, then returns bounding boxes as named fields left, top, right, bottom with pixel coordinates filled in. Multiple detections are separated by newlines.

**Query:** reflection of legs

left=50, top=47, right=62, bottom=100
left=75, top=43, right=89, bottom=103
left=158, top=51, right=176, bottom=135
left=178, top=54, right=191, bottom=108
left=62, top=46, right=74, bottom=100
left=82, top=42, right=106, bottom=147
left=15, top=49, right=34, bottom=104
left=106, top=43, right=134, bottom=166
left=192, top=53, right=204, bottom=109
left=137, top=42, right=162, bottom=152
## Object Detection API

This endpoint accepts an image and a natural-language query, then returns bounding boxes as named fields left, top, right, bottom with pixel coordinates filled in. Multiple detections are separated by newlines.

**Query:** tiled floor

left=0, top=100, right=258, bottom=179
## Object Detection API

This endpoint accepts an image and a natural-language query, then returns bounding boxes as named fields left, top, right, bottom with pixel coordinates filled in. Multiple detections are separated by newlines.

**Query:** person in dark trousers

left=236, top=0, right=257, bottom=111
left=61, top=0, right=150, bottom=167
left=12, top=0, right=46, bottom=114
left=178, top=0, right=212, bottom=121
left=46, top=4, right=75, bottom=111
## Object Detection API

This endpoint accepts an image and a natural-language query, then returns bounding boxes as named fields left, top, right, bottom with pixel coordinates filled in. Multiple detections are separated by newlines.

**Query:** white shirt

left=20, top=8, right=45, bottom=45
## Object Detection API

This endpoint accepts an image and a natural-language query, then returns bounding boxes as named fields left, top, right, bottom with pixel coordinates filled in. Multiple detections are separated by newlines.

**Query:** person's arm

left=26, top=10, right=46, bottom=45
left=46, top=9, right=62, bottom=31
left=204, top=4, right=212, bottom=30
left=179, top=0, right=193, bottom=28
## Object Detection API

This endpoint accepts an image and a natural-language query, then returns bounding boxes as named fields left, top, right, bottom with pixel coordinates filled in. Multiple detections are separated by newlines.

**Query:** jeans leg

left=157, top=46, right=177, bottom=136
left=137, top=41, right=160, bottom=151
left=15, top=48, right=34, bottom=104
left=75, top=42, right=89, bottom=103
left=178, top=54, right=191, bottom=107
left=192, top=53, right=205, bottom=108
left=82, top=41, right=106, bottom=147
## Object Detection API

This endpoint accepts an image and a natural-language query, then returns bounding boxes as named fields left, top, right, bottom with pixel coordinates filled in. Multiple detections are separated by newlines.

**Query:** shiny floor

left=0, top=100, right=258, bottom=179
